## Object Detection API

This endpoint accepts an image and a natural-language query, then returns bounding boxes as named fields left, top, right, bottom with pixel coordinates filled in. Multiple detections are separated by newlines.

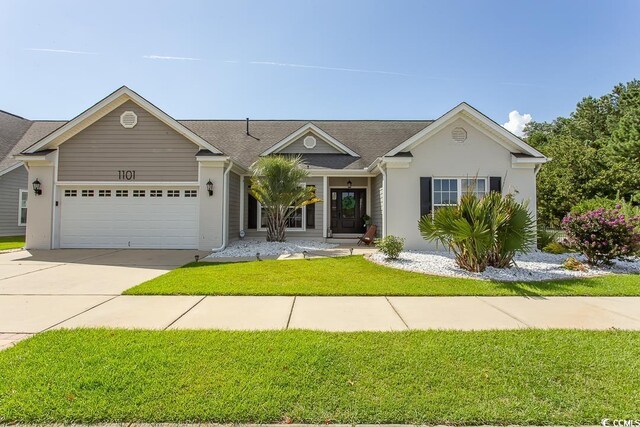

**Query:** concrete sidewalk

left=2, top=295, right=640, bottom=342
left=2, top=249, right=640, bottom=351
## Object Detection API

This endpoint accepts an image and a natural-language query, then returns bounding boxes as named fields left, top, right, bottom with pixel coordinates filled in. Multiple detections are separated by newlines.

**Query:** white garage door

left=60, top=187, right=199, bottom=249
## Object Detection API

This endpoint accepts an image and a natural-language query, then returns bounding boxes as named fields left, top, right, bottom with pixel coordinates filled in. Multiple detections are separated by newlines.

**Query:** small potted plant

left=362, top=214, right=372, bottom=230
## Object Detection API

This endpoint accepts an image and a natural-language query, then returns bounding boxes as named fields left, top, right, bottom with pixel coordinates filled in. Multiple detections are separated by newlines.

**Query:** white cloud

left=143, top=55, right=201, bottom=61
left=27, top=48, right=97, bottom=55
left=248, top=61, right=410, bottom=76
left=503, top=110, right=532, bottom=137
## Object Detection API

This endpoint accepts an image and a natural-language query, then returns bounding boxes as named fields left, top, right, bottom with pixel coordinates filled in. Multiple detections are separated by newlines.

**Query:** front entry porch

left=330, top=188, right=367, bottom=234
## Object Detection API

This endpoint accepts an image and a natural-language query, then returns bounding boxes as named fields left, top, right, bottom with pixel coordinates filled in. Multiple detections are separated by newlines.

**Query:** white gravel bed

left=370, top=250, right=640, bottom=282
left=206, top=239, right=339, bottom=258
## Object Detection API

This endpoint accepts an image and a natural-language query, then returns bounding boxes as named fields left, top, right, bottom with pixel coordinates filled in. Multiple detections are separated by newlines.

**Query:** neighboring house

left=0, top=111, right=37, bottom=236
left=16, top=86, right=547, bottom=251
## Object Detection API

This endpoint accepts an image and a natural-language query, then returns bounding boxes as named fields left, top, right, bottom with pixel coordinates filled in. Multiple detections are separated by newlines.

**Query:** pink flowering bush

left=562, top=205, right=640, bottom=265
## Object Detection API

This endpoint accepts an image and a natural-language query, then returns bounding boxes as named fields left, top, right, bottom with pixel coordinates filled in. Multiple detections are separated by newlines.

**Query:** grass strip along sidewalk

left=1, top=329, right=639, bottom=424
left=125, top=255, right=640, bottom=296
left=0, top=235, right=25, bottom=251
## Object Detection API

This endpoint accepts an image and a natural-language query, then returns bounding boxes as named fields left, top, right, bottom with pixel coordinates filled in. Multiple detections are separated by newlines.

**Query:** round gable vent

left=303, top=135, right=317, bottom=149
left=451, top=127, right=467, bottom=143
left=120, top=111, right=138, bottom=128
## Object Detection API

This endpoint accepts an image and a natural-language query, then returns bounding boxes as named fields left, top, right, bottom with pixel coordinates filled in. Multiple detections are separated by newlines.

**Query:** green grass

left=0, top=235, right=25, bottom=251
left=124, top=255, right=640, bottom=296
left=0, top=329, right=638, bottom=424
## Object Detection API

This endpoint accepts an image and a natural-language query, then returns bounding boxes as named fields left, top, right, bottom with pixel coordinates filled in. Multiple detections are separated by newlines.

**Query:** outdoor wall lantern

left=32, top=179, right=42, bottom=195
left=347, top=179, right=352, bottom=189
left=206, top=179, right=214, bottom=196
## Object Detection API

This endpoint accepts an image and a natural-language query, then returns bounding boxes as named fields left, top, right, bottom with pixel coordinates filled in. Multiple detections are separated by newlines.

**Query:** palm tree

left=249, top=155, right=320, bottom=242
left=418, top=192, right=534, bottom=272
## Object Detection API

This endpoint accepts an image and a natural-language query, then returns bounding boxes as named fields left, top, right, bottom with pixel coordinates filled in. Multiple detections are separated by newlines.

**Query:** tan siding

left=58, top=101, right=199, bottom=182
left=371, top=173, right=383, bottom=237
left=279, top=132, right=341, bottom=154
left=228, top=172, right=240, bottom=241
left=0, top=166, right=27, bottom=236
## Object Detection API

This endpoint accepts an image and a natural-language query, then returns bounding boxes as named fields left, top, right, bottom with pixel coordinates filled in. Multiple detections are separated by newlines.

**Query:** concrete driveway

left=0, top=249, right=206, bottom=340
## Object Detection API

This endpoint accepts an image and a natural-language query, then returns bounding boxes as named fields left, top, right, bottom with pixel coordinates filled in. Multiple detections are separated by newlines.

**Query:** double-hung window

left=257, top=184, right=309, bottom=231
left=433, top=177, right=487, bottom=212
left=18, top=190, right=28, bottom=226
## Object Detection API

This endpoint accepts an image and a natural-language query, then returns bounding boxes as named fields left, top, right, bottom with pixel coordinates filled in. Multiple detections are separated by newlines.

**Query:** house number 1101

left=118, top=170, right=136, bottom=180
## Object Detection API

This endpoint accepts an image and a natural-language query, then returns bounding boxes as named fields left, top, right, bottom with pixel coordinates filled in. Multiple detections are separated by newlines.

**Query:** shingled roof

left=9, top=115, right=434, bottom=171
left=0, top=110, right=32, bottom=172
left=179, top=120, right=433, bottom=169
left=0, top=120, right=65, bottom=172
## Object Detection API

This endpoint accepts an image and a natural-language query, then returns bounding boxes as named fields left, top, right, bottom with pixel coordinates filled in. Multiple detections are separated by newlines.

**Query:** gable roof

left=0, top=110, right=33, bottom=175
left=261, top=122, right=360, bottom=157
left=385, top=102, right=547, bottom=160
left=180, top=120, right=432, bottom=169
left=23, top=86, right=222, bottom=155
left=11, top=87, right=546, bottom=173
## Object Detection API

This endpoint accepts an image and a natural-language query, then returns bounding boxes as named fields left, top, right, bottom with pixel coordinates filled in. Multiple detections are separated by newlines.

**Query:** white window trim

left=432, top=177, right=488, bottom=209
left=257, top=202, right=307, bottom=232
left=18, top=189, right=28, bottom=226
left=256, top=183, right=308, bottom=232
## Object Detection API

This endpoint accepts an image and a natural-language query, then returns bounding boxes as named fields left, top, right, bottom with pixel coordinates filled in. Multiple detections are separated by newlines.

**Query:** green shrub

left=562, top=206, right=640, bottom=265
left=537, top=227, right=557, bottom=250
left=543, top=241, right=569, bottom=254
left=570, top=197, right=618, bottom=215
left=375, top=235, right=405, bottom=260
left=418, top=192, right=535, bottom=272
left=571, top=196, right=640, bottom=221
left=563, top=256, right=587, bottom=271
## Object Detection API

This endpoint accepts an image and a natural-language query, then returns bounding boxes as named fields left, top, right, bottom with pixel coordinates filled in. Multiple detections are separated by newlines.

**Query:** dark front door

left=331, top=189, right=366, bottom=233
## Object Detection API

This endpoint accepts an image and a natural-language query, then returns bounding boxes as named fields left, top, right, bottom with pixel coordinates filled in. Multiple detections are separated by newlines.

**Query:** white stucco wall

left=198, top=162, right=226, bottom=251
left=385, top=117, right=537, bottom=250
left=25, top=162, right=56, bottom=249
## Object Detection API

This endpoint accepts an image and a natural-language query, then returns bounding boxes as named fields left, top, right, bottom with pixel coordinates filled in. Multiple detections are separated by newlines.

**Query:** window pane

left=442, top=180, right=449, bottom=191
left=434, top=179, right=441, bottom=191
left=20, top=207, right=27, bottom=225
left=260, top=206, right=268, bottom=228
left=450, top=179, right=457, bottom=191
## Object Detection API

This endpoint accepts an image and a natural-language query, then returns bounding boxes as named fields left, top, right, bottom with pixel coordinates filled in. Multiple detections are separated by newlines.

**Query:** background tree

left=249, top=155, right=320, bottom=242
left=526, top=80, right=640, bottom=226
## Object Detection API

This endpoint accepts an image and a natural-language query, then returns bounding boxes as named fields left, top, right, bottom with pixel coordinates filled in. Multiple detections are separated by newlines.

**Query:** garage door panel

left=60, top=187, right=199, bottom=249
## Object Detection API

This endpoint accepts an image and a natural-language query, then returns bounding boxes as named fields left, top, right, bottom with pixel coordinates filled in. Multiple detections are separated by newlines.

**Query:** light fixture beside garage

left=32, top=178, right=42, bottom=195
left=206, top=179, right=214, bottom=196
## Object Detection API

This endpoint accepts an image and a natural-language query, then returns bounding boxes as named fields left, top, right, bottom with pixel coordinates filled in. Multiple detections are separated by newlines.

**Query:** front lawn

left=124, top=255, right=640, bottom=296
left=1, top=329, right=638, bottom=424
left=0, top=235, right=25, bottom=251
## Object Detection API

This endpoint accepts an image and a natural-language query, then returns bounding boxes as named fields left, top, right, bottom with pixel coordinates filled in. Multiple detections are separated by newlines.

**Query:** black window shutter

left=419, top=177, right=432, bottom=218
left=248, top=194, right=257, bottom=229
left=489, top=177, right=502, bottom=194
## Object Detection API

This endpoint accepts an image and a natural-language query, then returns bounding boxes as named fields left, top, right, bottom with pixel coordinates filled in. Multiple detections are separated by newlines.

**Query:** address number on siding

left=118, top=170, right=136, bottom=180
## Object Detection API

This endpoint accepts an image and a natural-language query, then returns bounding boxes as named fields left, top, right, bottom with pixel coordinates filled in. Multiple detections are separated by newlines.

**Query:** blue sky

left=1, top=0, right=638, bottom=133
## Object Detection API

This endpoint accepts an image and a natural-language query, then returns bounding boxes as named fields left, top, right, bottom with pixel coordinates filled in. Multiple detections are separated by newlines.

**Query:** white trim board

left=0, top=162, right=24, bottom=177
left=23, top=86, right=222, bottom=155
left=261, top=123, right=360, bottom=157
left=56, top=181, right=199, bottom=187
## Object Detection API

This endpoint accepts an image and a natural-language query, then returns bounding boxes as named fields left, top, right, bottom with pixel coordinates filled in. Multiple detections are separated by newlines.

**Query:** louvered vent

left=451, top=127, right=467, bottom=143
left=120, top=111, right=138, bottom=128
left=303, top=135, right=317, bottom=149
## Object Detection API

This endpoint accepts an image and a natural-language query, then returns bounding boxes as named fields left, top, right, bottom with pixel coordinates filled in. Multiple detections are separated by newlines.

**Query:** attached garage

left=59, top=187, right=199, bottom=249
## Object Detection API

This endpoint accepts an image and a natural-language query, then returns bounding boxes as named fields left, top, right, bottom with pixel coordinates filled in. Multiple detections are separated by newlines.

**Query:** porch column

left=322, top=175, right=328, bottom=238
